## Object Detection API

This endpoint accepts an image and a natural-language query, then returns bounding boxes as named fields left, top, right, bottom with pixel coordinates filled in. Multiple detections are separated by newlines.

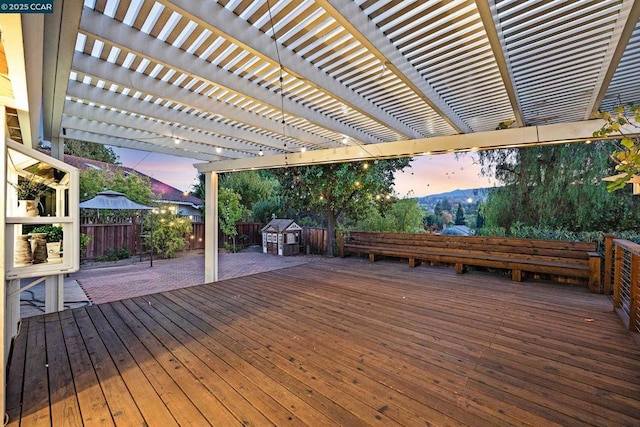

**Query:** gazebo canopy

left=78, top=190, right=154, bottom=211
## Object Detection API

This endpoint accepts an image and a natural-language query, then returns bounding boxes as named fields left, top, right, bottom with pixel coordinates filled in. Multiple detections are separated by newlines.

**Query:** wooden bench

left=339, top=231, right=602, bottom=292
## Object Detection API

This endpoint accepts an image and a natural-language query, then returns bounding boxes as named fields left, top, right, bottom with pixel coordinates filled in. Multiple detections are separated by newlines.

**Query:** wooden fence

left=81, top=221, right=330, bottom=260
left=300, top=227, right=329, bottom=255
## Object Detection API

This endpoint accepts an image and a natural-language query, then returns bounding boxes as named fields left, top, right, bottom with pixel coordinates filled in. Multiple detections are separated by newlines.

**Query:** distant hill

left=415, top=188, right=490, bottom=210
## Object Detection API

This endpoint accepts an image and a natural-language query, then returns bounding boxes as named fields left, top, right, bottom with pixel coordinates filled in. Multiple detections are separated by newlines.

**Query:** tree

left=356, top=197, right=424, bottom=233
left=477, top=142, right=640, bottom=231
left=79, top=168, right=154, bottom=205
left=218, top=187, right=247, bottom=252
left=272, top=159, right=411, bottom=255
left=64, top=139, right=119, bottom=164
left=389, top=198, right=425, bottom=232
left=434, top=201, right=443, bottom=217
left=220, top=170, right=280, bottom=215
left=455, top=204, right=465, bottom=225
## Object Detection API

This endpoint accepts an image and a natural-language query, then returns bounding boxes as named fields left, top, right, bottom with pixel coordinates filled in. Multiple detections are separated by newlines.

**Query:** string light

left=266, top=0, right=288, bottom=165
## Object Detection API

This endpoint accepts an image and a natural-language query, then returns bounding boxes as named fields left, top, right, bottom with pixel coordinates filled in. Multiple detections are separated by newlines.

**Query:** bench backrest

left=346, top=231, right=596, bottom=261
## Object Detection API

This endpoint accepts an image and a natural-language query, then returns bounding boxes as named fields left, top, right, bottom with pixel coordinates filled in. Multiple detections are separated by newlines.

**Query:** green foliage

left=95, top=246, right=131, bottom=262
left=218, top=187, right=247, bottom=252
left=476, top=225, right=640, bottom=252
left=64, top=139, right=119, bottom=164
left=191, top=173, right=205, bottom=201
left=109, top=170, right=154, bottom=205
left=389, top=198, right=425, bottom=232
left=12, top=175, right=50, bottom=200
left=272, top=159, right=411, bottom=254
left=252, top=199, right=286, bottom=224
left=79, top=233, right=91, bottom=256
left=477, top=142, right=640, bottom=232
left=80, top=168, right=154, bottom=206
left=593, top=103, right=640, bottom=191
left=220, top=170, right=280, bottom=215
left=455, top=204, right=465, bottom=225
left=356, top=198, right=425, bottom=233
left=146, top=209, right=192, bottom=258
left=31, top=225, right=63, bottom=242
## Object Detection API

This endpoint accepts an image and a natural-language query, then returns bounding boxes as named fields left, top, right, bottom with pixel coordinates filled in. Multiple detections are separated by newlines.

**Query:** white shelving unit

left=4, top=139, right=79, bottom=336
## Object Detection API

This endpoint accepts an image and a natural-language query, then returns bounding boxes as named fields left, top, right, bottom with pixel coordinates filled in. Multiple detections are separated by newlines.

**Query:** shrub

left=31, top=225, right=63, bottom=242
left=146, top=209, right=192, bottom=258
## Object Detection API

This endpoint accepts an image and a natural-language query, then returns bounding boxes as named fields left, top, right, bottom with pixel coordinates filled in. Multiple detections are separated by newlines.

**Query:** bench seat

left=340, top=232, right=602, bottom=292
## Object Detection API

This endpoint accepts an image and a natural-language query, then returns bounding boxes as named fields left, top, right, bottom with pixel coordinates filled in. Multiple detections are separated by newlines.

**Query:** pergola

left=2, top=0, right=640, bottom=415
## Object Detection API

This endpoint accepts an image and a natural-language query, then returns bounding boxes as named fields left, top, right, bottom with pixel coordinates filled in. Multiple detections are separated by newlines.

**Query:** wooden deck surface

left=6, top=257, right=640, bottom=426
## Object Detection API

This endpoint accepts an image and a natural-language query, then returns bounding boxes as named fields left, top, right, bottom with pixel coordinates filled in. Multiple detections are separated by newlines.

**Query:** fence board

left=81, top=221, right=331, bottom=259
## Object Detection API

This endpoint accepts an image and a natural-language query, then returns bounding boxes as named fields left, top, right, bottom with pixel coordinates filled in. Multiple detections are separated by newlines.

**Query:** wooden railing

left=610, top=237, right=640, bottom=333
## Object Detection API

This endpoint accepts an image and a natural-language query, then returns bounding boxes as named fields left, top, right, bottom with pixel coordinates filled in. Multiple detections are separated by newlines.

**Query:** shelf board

left=6, top=217, right=74, bottom=224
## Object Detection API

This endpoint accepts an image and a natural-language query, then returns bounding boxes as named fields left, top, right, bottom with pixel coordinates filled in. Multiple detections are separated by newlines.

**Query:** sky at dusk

left=110, top=146, right=496, bottom=198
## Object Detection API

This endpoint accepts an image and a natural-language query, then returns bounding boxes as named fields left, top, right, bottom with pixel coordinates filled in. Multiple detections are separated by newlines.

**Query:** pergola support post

left=204, top=171, right=218, bottom=283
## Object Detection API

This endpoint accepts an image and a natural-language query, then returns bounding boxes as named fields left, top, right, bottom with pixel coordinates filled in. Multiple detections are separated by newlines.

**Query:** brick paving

left=70, top=249, right=321, bottom=304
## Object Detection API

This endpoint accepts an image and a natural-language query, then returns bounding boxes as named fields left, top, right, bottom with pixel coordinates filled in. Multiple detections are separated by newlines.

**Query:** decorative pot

left=31, top=233, right=48, bottom=264
left=15, top=234, right=33, bottom=265
left=18, top=200, right=38, bottom=217
left=47, top=241, right=61, bottom=259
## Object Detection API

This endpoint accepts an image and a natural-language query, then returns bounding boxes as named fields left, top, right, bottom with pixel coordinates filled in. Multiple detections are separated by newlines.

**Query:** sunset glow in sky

left=111, top=147, right=496, bottom=198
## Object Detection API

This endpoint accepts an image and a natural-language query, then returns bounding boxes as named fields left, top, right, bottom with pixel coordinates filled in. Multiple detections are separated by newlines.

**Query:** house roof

left=262, top=219, right=299, bottom=233
left=63, top=153, right=202, bottom=208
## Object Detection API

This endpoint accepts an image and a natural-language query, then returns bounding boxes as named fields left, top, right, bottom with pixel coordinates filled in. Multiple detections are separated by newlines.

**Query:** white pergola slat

left=34, top=0, right=639, bottom=165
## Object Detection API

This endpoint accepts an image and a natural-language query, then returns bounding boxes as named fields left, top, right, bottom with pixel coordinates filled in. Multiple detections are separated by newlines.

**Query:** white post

left=204, top=172, right=218, bottom=283
left=1, top=105, right=7, bottom=417
left=50, top=135, right=66, bottom=312
left=45, top=275, right=64, bottom=313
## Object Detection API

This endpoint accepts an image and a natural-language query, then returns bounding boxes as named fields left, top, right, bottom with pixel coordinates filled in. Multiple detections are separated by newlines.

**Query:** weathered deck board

left=6, top=257, right=640, bottom=426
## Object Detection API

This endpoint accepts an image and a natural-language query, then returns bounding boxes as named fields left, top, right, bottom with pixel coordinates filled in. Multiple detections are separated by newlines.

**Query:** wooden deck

left=6, top=257, right=640, bottom=426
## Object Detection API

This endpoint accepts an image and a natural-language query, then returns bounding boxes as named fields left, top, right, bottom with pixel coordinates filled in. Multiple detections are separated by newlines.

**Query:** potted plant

left=31, top=225, right=63, bottom=260
left=11, top=175, right=50, bottom=216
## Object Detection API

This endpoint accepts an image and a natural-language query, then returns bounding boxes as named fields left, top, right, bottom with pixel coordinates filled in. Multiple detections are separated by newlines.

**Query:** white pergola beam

left=42, top=0, right=83, bottom=142
left=318, top=0, right=473, bottom=134
left=71, top=54, right=333, bottom=150
left=63, top=101, right=262, bottom=158
left=79, top=9, right=379, bottom=145
left=586, top=0, right=640, bottom=118
left=475, top=0, right=524, bottom=127
left=63, top=128, right=220, bottom=162
left=60, top=116, right=234, bottom=160
left=160, top=0, right=420, bottom=140
left=196, top=119, right=624, bottom=172
left=65, top=83, right=292, bottom=154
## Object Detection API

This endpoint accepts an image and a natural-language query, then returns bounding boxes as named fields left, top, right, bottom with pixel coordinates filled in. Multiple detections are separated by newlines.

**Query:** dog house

left=261, top=219, right=302, bottom=256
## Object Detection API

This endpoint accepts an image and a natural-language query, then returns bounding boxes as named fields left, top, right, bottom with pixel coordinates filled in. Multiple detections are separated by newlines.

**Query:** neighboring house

left=62, top=154, right=203, bottom=222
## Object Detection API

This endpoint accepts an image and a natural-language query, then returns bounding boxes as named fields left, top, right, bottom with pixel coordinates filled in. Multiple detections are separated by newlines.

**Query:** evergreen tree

left=455, top=204, right=465, bottom=225
left=434, top=201, right=443, bottom=217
